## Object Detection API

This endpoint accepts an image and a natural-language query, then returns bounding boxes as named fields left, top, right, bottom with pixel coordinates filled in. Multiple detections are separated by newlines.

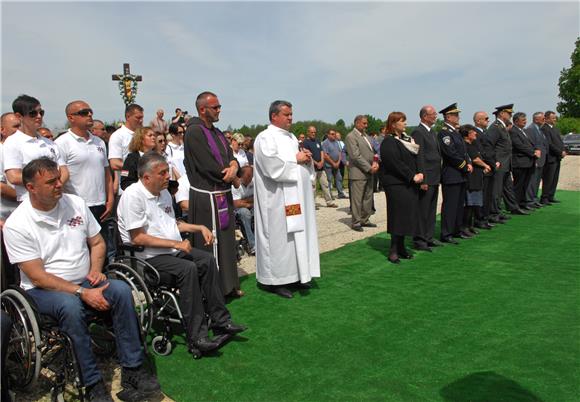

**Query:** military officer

left=438, top=103, right=472, bottom=244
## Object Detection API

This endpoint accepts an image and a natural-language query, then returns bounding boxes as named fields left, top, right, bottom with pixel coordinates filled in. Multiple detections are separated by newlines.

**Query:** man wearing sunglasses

left=56, top=101, right=114, bottom=231
left=3, top=94, right=68, bottom=202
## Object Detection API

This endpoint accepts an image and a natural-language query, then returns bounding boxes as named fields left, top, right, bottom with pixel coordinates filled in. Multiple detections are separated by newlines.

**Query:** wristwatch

left=75, top=287, right=84, bottom=298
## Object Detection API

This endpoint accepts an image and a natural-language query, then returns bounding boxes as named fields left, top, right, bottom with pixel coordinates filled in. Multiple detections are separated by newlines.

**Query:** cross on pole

left=112, top=63, right=142, bottom=106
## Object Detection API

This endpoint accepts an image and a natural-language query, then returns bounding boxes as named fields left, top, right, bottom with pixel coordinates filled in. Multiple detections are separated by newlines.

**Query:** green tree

left=557, top=37, right=580, bottom=118
left=556, top=117, right=580, bottom=135
left=365, top=114, right=384, bottom=135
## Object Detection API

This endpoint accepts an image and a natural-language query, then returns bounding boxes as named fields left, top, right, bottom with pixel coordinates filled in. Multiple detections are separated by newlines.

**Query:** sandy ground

left=14, top=156, right=579, bottom=402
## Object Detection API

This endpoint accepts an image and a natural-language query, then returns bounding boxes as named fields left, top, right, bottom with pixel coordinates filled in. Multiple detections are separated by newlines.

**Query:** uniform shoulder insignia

left=442, top=126, right=448, bottom=131
left=442, top=136, right=451, bottom=146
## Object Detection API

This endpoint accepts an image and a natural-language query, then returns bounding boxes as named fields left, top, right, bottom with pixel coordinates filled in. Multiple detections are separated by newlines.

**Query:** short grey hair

left=354, top=115, right=366, bottom=124
left=532, top=112, right=544, bottom=120
left=269, top=100, right=292, bottom=121
left=137, top=151, right=168, bottom=178
left=513, top=112, right=526, bottom=123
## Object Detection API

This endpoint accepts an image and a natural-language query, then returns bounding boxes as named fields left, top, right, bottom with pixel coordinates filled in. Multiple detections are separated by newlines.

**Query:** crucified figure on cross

left=112, top=63, right=142, bottom=106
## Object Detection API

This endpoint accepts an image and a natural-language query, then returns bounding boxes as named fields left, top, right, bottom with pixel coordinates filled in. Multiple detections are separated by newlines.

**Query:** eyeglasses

left=207, top=105, right=222, bottom=110
left=27, top=109, right=45, bottom=118
left=157, top=139, right=166, bottom=143
left=72, top=108, right=93, bottom=117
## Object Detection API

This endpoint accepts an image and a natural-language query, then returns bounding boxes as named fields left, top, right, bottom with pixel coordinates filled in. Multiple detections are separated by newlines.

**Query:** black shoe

left=120, top=365, right=161, bottom=398
left=441, top=237, right=459, bottom=244
left=488, top=216, right=502, bottom=223
left=521, top=205, right=535, bottom=211
left=399, top=252, right=414, bottom=260
left=549, top=199, right=561, bottom=203
left=213, top=321, right=247, bottom=336
left=337, top=194, right=348, bottom=199
left=87, top=381, right=114, bottom=402
left=427, top=239, right=444, bottom=247
left=352, top=225, right=363, bottom=232
left=510, top=209, right=530, bottom=215
left=475, top=222, right=493, bottom=230
left=387, top=255, right=401, bottom=264
left=468, top=227, right=480, bottom=235
left=361, top=222, right=377, bottom=228
left=533, top=202, right=543, bottom=208
left=499, top=214, right=511, bottom=220
left=292, top=281, right=313, bottom=289
left=540, top=199, right=552, bottom=205
left=191, top=336, right=221, bottom=353
left=258, top=283, right=294, bottom=298
left=454, top=231, right=473, bottom=239
left=413, top=244, right=432, bottom=252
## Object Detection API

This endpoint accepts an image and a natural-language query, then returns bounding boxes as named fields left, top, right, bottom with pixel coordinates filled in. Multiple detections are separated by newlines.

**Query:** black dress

left=379, top=135, right=421, bottom=236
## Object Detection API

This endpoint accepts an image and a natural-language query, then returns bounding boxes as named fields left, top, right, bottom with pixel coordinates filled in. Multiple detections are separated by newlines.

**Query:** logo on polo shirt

left=97, top=146, right=105, bottom=154
left=164, top=205, right=172, bottom=214
left=67, top=216, right=84, bottom=227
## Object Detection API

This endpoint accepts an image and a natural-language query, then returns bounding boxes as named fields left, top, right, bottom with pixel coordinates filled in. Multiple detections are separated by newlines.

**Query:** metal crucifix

left=112, top=63, right=142, bottom=106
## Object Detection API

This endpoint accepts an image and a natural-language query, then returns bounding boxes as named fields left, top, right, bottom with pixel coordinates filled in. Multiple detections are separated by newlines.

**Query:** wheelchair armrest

left=121, top=243, right=144, bottom=253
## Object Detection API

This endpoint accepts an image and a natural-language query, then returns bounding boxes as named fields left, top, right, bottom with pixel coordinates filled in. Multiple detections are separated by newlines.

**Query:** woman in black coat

left=379, top=112, right=424, bottom=264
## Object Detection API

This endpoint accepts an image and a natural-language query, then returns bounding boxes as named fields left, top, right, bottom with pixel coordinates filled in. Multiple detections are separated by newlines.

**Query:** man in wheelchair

left=117, top=152, right=247, bottom=357
left=2, top=158, right=161, bottom=402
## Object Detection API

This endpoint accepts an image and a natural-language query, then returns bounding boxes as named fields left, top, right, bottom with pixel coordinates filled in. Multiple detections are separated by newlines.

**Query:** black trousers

left=541, top=161, right=561, bottom=202
left=413, top=184, right=438, bottom=246
left=493, top=170, right=518, bottom=213
left=481, top=174, right=495, bottom=222
left=512, top=167, right=533, bottom=207
left=146, top=249, right=230, bottom=343
left=440, top=182, right=466, bottom=239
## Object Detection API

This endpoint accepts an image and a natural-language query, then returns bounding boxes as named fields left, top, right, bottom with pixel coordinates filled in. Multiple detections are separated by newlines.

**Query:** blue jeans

left=235, top=207, right=255, bottom=250
left=27, top=279, right=143, bottom=387
left=324, top=167, right=345, bottom=196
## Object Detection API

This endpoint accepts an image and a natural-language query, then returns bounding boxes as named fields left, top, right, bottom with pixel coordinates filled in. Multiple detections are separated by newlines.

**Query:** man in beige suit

left=345, top=115, right=379, bottom=231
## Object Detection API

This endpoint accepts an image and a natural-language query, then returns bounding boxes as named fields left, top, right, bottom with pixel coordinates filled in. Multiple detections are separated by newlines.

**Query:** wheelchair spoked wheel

left=151, top=335, right=172, bottom=356
left=49, top=331, right=85, bottom=402
left=105, top=263, right=154, bottom=337
left=1, top=288, right=42, bottom=390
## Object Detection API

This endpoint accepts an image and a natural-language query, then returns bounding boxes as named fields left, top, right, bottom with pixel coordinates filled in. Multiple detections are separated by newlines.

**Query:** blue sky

left=1, top=1, right=578, bottom=131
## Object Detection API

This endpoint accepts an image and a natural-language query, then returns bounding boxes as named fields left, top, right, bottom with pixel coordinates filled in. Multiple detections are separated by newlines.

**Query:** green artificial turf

left=151, top=190, right=580, bottom=402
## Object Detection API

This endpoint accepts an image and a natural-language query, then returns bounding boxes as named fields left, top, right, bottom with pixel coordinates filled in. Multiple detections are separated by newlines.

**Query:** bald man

left=56, top=100, right=114, bottom=233
left=1, top=112, right=21, bottom=141
left=411, top=105, right=442, bottom=251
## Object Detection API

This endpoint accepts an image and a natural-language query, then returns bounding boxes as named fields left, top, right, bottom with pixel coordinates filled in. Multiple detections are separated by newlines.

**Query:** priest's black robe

left=183, top=116, right=240, bottom=295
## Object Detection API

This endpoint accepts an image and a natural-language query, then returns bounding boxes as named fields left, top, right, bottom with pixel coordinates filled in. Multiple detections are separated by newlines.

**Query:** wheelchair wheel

left=105, top=262, right=154, bottom=337
left=151, top=335, right=172, bottom=356
left=1, top=288, right=42, bottom=390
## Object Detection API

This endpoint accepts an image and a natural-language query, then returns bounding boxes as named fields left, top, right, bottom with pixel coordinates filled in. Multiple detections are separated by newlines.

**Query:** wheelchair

left=0, top=263, right=150, bottom=401
left=107, top=218, right=230, bottom=359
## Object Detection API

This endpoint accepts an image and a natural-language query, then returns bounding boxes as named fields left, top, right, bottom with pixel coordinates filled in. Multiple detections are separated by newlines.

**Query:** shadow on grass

left=440, top=371, right=544, bottom=402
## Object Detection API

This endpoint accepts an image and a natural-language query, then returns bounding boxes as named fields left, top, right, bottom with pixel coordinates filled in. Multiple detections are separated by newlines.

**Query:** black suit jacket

left=379, top=135, right=419, bottom=186
left=541, top=124, right=564, bottom=164
left=509, top=126, right=535, bottom=169
left=525, top=124, right=548, bottom=167
left=482, top=120, right=512, bottom=172
left=411, top=124, right=441, bottom=186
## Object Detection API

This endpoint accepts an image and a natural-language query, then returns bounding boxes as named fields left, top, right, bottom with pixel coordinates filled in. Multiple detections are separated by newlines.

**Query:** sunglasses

left=28, top=109, right=45, bottom=118
left=207, top=105, right=222, bottom=110
left=157, top=139, right=166, bottom=143
left=72, top=108, right=93, bottom=117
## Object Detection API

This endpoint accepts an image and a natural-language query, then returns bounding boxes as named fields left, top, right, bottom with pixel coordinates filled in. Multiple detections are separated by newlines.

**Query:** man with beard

left=183, top=91, right=242, bottom=298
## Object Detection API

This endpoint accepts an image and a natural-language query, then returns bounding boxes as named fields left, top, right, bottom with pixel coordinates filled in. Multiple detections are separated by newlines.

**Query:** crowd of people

left=0, top=92, right=567, bottom=401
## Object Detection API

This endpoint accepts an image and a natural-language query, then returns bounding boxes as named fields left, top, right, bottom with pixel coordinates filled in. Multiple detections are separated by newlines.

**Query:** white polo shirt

left=56, top=130, right=109, bottom=206
left=0, top=143, right=19, bottom=220
left=2, top=194, right=101, bottom=290
left=232, top=179, right=254, bottom=202
left=175, top=174, right=190, bottom=204
left=117, top=181, right=181, bottom=259
left=167, top=142, right=186, bottom=177
left=107, top=124, right=134, bottom=162
left=2, top=130, right=66, bottom=201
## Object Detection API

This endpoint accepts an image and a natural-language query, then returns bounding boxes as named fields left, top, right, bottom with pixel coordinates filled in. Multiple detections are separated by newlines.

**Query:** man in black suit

left=412, top=105, right=442, bottom=252
left=438, top=103, right=472, bottom=244
left=472, top=111, right=495, bottom=229
left=540, top=111, right=566, bottom=204
left=509, top=112, right=540, bottom=209
left=525, top=112, right=548, bottom=207
left=482, top=104, right=528, bottom=218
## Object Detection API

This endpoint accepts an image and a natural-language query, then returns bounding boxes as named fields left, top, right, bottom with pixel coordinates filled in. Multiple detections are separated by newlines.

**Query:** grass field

left=152, top=190, right=580, bottom=402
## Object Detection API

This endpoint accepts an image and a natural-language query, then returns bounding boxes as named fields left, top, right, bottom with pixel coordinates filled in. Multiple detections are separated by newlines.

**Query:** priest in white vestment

left=253, top=100, right=320, bottom=299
